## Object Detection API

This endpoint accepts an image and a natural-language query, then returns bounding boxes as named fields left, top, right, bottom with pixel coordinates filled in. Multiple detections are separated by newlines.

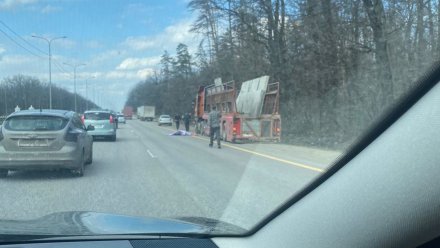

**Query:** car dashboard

left=0, top=238, right=219, bottom=248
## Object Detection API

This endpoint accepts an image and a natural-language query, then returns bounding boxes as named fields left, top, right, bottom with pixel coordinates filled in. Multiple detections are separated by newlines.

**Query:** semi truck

left=122, top=106, right=133, bottom=120
left=194, top=75, right=281, bottom=143
left=137, top=106, right=155, bottom=121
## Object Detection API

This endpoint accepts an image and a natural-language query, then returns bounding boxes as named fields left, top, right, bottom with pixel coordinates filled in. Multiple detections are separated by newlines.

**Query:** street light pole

left=31, top=35, right=66, bottom=109
left=86, top=78, right=88, bottom=110
left=85, top=76, right=95, bottom=111
left=64, top=62, right=86, bottom=112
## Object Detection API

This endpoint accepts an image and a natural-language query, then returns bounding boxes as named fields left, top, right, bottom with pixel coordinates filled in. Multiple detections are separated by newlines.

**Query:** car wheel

left=110, top=135, right=116, bottom=142
left=71, top=151, right=85, bottom=177
left=85, top=147, right=93, bottom=165
left=0, top=169, right=8, bottom=178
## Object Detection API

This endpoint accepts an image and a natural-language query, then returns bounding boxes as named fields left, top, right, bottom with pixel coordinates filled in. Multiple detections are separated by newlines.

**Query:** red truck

left=195, top=76, right=281, bottom=143
left=122, top=106, right=133, bottom=120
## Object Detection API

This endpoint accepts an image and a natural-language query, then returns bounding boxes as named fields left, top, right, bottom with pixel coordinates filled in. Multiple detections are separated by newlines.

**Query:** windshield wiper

left=0, top=234, right=61, bottom=244
left=0, top=233, right=198, bottom=244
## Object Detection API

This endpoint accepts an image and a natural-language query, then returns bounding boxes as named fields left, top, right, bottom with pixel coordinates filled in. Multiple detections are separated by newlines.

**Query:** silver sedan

left=0, top=110, right=94, bottom=177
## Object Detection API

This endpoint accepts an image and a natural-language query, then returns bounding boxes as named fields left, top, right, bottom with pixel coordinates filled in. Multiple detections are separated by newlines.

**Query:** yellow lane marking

left=191, top=135, right=324, bottom=173
left=148, top=122, right=324, bottom=173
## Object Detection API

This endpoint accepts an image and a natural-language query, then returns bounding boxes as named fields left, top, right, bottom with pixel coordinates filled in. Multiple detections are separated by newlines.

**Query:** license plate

left=18, top=139, right=49, bottom=147
left=95, top=125, right=104, bottom=129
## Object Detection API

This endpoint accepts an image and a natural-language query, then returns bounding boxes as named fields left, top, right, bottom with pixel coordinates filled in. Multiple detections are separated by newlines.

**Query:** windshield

left=0, top=0, right=436, bottom=238
left=84, top=112, right=110, bottom=120
left=4, top=116, right=68, bottom=131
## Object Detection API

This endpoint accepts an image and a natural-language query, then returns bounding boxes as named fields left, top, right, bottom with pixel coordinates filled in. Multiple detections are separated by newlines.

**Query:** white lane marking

left=147, top=149, right=157, bottom=158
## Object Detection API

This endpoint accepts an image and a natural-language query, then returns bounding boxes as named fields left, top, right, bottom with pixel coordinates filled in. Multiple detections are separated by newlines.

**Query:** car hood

left=0, top=211, right=246, bottom=237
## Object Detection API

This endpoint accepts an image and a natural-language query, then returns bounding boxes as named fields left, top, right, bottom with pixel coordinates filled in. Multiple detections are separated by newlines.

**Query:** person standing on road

left=183, top=112, right=191, bottom=132
left=174, top=114, right=181, bottom=130
left=208, top=106, right=221, bottom=148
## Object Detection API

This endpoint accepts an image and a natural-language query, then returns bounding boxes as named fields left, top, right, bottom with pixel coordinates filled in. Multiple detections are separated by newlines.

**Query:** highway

left=0, top=120, right=341, bottom=231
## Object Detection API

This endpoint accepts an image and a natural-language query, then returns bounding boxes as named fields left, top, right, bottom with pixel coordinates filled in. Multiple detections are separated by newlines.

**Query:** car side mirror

left=86, top=125, right=95, bottom=131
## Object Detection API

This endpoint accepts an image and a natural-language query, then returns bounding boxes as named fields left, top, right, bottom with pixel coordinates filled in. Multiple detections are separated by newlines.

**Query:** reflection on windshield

left=0, top=0, right=436, bottom=236
left=4, top=116, right=68, bottom=131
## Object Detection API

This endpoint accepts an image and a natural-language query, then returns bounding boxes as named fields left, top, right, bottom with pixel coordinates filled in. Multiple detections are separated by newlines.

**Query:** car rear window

left=4, top=116, right=69, bottom=131
left=161, top=115, right=170, bottom=118
left=84, top=112, right=111, bottom=120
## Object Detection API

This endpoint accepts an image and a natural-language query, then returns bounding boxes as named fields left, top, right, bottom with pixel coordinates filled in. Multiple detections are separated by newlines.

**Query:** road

left=0, top=120, right=341, bottom=231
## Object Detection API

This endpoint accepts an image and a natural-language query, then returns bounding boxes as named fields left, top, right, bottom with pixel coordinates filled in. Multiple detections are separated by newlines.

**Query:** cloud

left=57, top=39, right=76, bottom=49
left=41, top=4, right=60, bottom=14
left=136, top=68, right=154, bottom=79
left=0, top=54, right=35, bottom=65
left=116, top=56, right=161, bottom=70
left=122, top=19, right=197, bottom=52
left=164, top=19, right=195, bottom=44
left=123, top=36, right=155, bottom=50
left=105, top=71, right=137, bottom=80
left=91, top=50, right=124, bottom=64
left=104, top=68, right=155, bottom=81
left=0, top=0, right=38, bottom=10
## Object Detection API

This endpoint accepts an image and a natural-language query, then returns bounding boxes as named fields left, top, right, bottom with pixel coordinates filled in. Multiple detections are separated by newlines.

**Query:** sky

left=0, top=0, right=199, bottom=111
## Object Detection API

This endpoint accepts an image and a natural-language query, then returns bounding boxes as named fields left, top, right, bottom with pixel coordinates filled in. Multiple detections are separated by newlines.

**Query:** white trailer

left=137, top=106, right=155, bottom=121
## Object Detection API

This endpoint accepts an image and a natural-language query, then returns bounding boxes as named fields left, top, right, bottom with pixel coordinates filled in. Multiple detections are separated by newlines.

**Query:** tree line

left=0, top=75, right=98, bottom=116
left=128, top=0, right=439, bottom=148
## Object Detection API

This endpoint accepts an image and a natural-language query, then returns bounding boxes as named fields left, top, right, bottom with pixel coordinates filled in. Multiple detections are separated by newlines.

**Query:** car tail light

left=65, top=127, right=80, bottom=142
left=110, top=115, right=114, bottom=124
left=81, top=115, right=85, bottom=124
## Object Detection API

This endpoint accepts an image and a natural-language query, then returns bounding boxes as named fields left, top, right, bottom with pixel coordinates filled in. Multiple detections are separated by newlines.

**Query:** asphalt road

left=0, top=120, right=341, bottom=231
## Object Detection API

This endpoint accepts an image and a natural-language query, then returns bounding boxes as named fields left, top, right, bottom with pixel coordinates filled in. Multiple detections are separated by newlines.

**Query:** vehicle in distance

left=0, top=109, right=93, bottom=177
left=158, top=115, right=172, bottom=126
left=83, top=110, right=117, bottom=141
left=137, top=105, right=155, bottom=121
left=117, top=113, right=126, bottom=124
left=122, top=106, right=133, bottom=119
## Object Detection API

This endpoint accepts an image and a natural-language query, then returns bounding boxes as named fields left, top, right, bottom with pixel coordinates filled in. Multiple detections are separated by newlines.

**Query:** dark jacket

left=183, top=113, right=191, bottom=123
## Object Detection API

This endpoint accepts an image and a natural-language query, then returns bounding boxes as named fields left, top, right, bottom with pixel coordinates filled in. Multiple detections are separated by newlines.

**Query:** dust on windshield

left=0, top=0, right=436, bottom=235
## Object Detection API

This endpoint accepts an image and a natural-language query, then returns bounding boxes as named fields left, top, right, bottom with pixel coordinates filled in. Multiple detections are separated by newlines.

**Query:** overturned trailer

left=195, top=76, right=281, bottom=143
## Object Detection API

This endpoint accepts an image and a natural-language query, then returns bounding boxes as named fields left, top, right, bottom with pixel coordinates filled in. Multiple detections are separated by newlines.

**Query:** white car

left=158, top=115, right=172, bottom=126
left=117, top=114, right=126, bottom=124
